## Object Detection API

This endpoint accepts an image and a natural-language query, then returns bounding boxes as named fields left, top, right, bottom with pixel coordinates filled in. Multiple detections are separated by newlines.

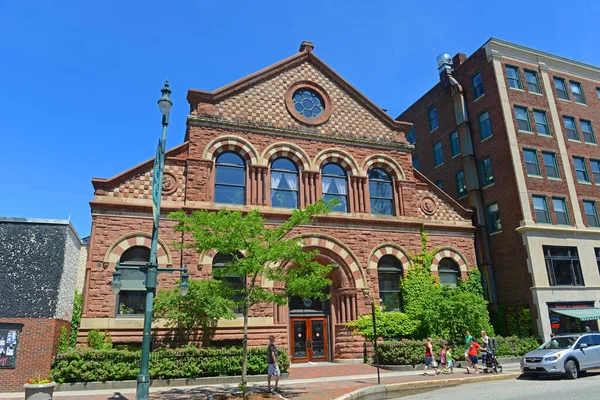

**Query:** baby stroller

left=482, top=337, right=503, bottom=373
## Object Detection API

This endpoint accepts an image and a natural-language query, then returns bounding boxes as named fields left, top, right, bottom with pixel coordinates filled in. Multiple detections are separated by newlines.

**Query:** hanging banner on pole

left=151, top=139, right=164, bottom=230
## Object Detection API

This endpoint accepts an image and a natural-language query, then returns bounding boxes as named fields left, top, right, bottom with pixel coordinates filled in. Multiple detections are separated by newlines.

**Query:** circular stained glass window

left=292, top=89, right=325, bottom=119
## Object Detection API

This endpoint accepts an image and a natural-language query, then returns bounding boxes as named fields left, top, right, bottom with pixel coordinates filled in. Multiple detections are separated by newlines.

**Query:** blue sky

left=1, top=0, right=599, bottom=236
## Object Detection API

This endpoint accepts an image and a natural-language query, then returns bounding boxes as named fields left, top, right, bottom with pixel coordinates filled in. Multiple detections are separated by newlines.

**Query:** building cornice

left=90, top=202, right=475, bottom=234
left=516, top=223, right=600, bottom=237
left=485, top=38, right=600, bottom=83
left=187, top=115, right=413, bottom=153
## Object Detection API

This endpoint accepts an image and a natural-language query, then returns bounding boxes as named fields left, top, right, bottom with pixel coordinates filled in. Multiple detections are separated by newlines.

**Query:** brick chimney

left=299, top=41, right=314, bottom=52
left=452, top=53, right=467, bottom=68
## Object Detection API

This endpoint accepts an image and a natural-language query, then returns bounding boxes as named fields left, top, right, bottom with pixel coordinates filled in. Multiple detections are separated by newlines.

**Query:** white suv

left=520, top=333, right=600, bottom=379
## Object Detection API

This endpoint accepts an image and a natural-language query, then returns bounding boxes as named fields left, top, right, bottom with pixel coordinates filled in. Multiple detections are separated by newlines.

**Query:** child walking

left=440, top=344, right=447, bottom=372
left=444, top=346, right=455, bottom=374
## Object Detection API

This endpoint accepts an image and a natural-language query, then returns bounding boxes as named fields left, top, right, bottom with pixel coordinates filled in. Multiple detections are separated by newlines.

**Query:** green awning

left=551, top=308, right=600, bottom=321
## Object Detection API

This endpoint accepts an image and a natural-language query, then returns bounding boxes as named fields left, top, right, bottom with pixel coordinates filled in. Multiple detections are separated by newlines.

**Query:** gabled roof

left=187, top=42, right=412, bottom=132
left=91, top=141, right=189, bottom=191
left=413, top=169, right=473, bottom=219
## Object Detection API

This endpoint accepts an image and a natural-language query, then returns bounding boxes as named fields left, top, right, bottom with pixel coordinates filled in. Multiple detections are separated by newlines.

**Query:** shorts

left=425, top=356, right=433, bottom=366
left=448, top=361, right=454, bottom=368
left=469, top=355, right=478, bottom=365
left=268, top=363, right=280, bottom=376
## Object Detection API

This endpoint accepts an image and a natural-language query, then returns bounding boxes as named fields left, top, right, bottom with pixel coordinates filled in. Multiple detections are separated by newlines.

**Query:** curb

left=379, top=357, right=522, bottom=371
left=55, top=372, right=290, bottom=392
left=333, top=372, right=520, bottom=400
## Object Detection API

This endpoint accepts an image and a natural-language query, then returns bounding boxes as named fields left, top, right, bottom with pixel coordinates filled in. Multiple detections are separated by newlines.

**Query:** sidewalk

left=0, top=363, right=521, bottom=400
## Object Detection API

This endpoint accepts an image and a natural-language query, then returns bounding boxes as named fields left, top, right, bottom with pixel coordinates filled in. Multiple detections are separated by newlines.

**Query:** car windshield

left=539, top=336, right=578, bottom=350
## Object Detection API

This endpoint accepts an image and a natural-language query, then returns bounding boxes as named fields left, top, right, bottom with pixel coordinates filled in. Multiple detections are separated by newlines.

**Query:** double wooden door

left=290, top=317, right=328, bottom=362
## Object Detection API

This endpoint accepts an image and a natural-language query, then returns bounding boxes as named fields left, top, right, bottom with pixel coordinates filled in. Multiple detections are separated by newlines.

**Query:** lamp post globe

left=157, top=81, right=172, bottom=115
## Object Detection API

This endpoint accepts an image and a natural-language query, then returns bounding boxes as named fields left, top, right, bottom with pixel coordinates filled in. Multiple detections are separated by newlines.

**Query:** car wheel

left=565, top=360, right=578, bottom=379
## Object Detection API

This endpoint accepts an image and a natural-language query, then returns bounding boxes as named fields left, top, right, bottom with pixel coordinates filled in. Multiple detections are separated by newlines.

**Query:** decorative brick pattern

left=261, top=142, right=311, bottom=170
left=213, top=62, right=395, bottom=143
left=313, top=148, right=360, bottom=175
left=367, top=244, right=411, bottom=272
left=416, top=186, right=464, bottom=223
left=361, top=154, right=405, bottom=180
left=431, top=248, right=468, bottom=273
left=103, top=233, right=171, bottom=269
left=202, top=134, right=260, bottom=165
left=106, top=163, right=185, bottom=202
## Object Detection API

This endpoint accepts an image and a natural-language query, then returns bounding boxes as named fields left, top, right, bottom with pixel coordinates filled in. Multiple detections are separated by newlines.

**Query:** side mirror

left=579, top=343, right=588, bottom=349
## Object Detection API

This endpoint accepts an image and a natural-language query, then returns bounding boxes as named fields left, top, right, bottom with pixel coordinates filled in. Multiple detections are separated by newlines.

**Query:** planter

left=23, top=382, right=56, bottom=400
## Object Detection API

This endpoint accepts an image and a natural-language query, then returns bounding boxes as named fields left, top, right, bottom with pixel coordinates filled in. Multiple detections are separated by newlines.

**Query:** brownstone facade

left=82, top=42, right=476, bottom=362
left=399, top=38, right=600, bottom=339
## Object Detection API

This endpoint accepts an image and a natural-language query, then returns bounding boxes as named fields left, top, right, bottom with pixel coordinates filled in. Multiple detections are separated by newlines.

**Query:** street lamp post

left=110, top=81, right=190, bottom=400
left=371, top=298, right=381, bottom=385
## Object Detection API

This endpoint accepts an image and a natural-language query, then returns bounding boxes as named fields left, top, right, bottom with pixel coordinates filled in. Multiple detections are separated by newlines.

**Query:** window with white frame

left=583, top=200, right=599, bottom=227
left=542, top=152, right=560, bottom=179
left=524, top=70, right=541, bottom=93
left=506, top=65, right=522, bottom=89
left=515, top=106, right=531, bottom=132
left=533, top=195, right=550, bottom=224
left=573, top=157, right=589, bottom=183
left=570, top=81, right=586, bottom=104
left=552, top=197, right=570, bottom=225
left=554, top=77, right=569, bottom=100
left=523, top=149, right=541, bottom=176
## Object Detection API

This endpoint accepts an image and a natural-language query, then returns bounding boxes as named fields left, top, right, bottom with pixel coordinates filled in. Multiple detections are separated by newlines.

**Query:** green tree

left=69, top=291, right=83, bottom=349
left=401, top=227, right=493, bottom=342
left=346, top=305, right=420, bottom=340
left=169, top=198, right=335, bottom=389
left=153, top=279, right=236, bottom=345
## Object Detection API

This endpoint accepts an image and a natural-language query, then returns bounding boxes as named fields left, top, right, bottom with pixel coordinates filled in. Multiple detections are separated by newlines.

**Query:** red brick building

left=398, top=38, right=600, bottom=339
left=82, top=42, right=476, bottom=362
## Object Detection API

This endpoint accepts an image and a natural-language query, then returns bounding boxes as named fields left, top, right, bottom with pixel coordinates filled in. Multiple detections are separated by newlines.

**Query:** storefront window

left=543, top=246, right=584, bottom=286
left=548, top=302, right=599, bottom=334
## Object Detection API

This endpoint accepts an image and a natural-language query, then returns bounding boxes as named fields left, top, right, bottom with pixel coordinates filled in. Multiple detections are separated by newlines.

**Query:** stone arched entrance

left=277, top=247, right=365, bottom=362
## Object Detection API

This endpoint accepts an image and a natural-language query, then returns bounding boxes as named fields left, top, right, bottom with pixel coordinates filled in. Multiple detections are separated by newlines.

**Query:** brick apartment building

left=398, top=38, right=600, bottom=339
left=81, top=42, right=477, bottom=362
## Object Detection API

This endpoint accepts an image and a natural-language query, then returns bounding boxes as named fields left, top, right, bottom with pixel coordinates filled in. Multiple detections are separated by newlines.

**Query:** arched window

left=215, top=152, right=246, bottom=205
left=368, top=168, right=394, bottom=216
left=438, top=258, right=460, bottom=287
left=270, top=158, right=299, bottom=209
left=378, top=255, right=403, bottom=312
left=212, top=253, right=245, bottom=314
left=116, top=246, right=150, bottom=316
left=321, top=163, right=348, bottom=212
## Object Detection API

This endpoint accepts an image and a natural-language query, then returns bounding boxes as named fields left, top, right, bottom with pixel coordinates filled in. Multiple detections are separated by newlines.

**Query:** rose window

left=292, top=89, right=325, bottom=119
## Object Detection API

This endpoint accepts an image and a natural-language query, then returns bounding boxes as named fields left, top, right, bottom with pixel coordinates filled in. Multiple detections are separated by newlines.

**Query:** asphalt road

left=394, top=371, right=600, bottom=399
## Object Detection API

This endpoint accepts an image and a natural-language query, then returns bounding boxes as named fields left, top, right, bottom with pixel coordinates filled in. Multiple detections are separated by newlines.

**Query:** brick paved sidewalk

left=0, top=363, right=520, bottom=400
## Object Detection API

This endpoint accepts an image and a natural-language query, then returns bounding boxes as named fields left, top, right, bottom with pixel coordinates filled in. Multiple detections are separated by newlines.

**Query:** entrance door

left=290, top=317, right=328, bottom=362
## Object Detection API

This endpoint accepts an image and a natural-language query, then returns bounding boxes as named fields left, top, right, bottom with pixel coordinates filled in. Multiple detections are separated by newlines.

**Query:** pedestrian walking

left=480, top=330, right=490, bottom=366
left=445, top=346, right=455, bottom=374
left=266, top=335, right=280, bottom=392
left=464, top=330, right=473, bottom=360
left=466, top=338, right=481, bottom=374
left=440, top=344, right=447, bottom=372
left=423, top=337, right=440, bottom=376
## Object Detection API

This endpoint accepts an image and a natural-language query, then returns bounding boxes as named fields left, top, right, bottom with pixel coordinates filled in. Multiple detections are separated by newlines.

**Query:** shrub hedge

left=376, top=336, right=540, bottom=366
left=51, top=346, right=289, bottom=383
